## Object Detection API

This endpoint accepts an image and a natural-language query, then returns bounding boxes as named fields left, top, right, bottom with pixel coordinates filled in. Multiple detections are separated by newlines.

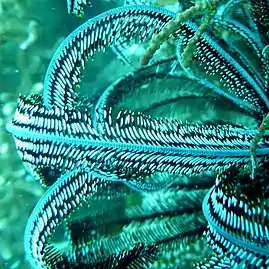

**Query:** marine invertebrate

left=63, top=173, right=211, bottom=268
left=0, top=92, right=45, bottom=269
left=140, top=0, right=227, bottom=66
left=5, top=1, right=269, bottom=269
left=8, top=5, right=264, bottom=188
left=200, top=165, right=269, bottom=268
left=24, top=168, right=212, bottom=268
left=67, top=0, right=92, bottom=16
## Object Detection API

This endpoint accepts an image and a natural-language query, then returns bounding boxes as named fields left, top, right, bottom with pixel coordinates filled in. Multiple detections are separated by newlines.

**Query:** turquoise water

left=1, top=0, right=269, bottom=268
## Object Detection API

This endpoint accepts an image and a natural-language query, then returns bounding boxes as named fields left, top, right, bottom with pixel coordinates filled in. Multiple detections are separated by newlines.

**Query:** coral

left=249, top=112, right=269, bottom=178
left=140, top=0, right=227, bottom=66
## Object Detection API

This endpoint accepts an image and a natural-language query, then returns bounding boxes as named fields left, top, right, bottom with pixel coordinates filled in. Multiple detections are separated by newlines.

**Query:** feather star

left=5, top=2, right=269, bottom=268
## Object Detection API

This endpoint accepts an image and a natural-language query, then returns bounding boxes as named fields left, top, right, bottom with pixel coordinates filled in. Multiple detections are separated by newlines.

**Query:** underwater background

left=1, top=0, right=269, bottom=268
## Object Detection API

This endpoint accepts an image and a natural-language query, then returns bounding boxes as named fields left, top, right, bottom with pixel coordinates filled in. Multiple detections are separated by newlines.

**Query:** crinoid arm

left=67, top=0, right=92, bottom=17
left=43, top=6, right=176, bottom=110
left=200, top=166, right=269, bottom=268
left=140, top=0, right=227, bottom=66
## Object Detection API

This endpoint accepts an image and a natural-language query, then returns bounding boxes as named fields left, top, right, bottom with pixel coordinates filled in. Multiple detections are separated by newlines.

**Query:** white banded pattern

left=67, top=0, right=92, bottom=16
left=6, top=94, right=269, bottom=187
left=24, top=168, right=107, bottom=269
left=43, top=6, right=175, bottom=110
left=202, top=172, right=269, bottom=268
left=176, top=21, right=269, bottom=116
